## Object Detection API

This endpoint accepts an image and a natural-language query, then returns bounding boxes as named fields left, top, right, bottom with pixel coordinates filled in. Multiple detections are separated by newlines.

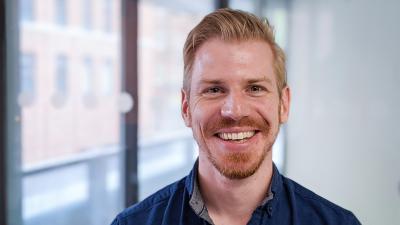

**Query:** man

left=111, top=8, right=361, bottom=225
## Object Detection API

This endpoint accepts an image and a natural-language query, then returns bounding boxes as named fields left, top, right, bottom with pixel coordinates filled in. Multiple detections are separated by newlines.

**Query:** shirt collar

left=188, top=161, right=214, bottom=224
left=186, top=159, right=283, bottom=220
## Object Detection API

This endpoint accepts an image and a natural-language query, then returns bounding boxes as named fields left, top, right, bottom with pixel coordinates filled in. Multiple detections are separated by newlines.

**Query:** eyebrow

left=198, top=75, right=273, bottom=85
left=198, top=79, right=223, bottom=85
left=247, top=77, right=273, bottom=85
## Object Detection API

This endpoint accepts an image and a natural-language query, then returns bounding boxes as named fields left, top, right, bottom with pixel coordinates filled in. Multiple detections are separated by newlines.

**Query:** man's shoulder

left=281, top=175, right=361, bottom=224
left=112, top=176, right=188, bottom=225
left=282, top=175, right=347, bottom=211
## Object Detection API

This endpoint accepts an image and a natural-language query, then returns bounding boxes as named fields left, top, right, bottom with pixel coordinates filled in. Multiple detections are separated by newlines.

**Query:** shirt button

left=267, top=206, right=273, bottom=214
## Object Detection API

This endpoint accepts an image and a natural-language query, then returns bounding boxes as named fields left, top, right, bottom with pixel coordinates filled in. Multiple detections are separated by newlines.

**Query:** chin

left=210, top=150, right=267, bottom=180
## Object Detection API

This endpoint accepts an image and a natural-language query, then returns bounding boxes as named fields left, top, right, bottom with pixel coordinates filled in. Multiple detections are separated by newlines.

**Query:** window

left=20, top=0, right=34, bottom=22
left=55, top=0, right=67, bottom=26
left=20, top=53, right=36, bottom=99
left=55, top=54, right=68, bottom=95
left=82, top=0, right=92, bottom=30
left=100, top=59, right=114, bottom=96
left=5, top=0, right=126, bottom=224
left=5, top=1, right=282, bottom=225
left=82, top=57, right=94, bottom=96
left=18, top=52, right=36, bottom=107
left=52, top=54, right=68, bottom=108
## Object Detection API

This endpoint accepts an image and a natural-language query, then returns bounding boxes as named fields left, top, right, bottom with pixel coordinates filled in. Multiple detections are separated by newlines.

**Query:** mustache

left=207, top=117, right=270, bottom=133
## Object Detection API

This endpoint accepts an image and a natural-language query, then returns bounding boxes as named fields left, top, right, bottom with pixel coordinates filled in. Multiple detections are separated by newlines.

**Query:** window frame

left=121, top=0, right=139, bottom=207
left=0, top=0, right=6, bottom=223
left=2, top=1, right=23, bottom=225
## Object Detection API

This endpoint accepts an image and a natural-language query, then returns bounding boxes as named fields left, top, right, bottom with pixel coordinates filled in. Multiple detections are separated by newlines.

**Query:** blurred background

left=1, top=0, right=399, bottom=225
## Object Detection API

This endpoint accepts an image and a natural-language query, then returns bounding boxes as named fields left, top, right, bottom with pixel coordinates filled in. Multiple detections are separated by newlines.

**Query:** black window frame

left=2, top=0, right=23, bottom=225
left=0, top=0, right=7, bottom=224
left=122, top=0, right=139, bottom=206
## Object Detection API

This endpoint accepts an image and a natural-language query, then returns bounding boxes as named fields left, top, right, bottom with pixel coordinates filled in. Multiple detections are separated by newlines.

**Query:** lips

left=207, top=118, right=267, bottom=145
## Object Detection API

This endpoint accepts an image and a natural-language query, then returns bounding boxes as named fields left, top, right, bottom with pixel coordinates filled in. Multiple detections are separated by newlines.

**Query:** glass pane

left=138, top=0, right=214, bottom=199
left=19, top=52, right=36, bottom=106
left=17, top=0, right=125, bottom=225
left=55, top=0, right=67, bottom=26
left=20, top=0, right=34, bottom=22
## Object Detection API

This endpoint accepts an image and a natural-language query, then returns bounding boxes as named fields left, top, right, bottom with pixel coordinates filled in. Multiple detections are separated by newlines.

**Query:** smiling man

left=110, top=8, right=361, bottom=225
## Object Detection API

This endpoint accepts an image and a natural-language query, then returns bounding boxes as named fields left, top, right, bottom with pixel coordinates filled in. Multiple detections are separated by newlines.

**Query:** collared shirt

left=111, top=161, right=361, bottom=225
left=188, top=164, right=274, bottom=225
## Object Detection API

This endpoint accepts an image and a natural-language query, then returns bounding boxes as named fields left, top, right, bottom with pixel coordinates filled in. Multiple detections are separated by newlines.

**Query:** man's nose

left=220, top=92, right=249, bottom=121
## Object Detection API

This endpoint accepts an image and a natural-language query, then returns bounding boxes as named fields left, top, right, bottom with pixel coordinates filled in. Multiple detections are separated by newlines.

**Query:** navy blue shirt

left=111, top=162, right=361, bottom=225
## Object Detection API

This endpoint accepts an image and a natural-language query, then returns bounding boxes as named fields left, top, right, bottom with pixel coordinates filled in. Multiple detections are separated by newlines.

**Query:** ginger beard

left=196, top=103, right=281, bottom=180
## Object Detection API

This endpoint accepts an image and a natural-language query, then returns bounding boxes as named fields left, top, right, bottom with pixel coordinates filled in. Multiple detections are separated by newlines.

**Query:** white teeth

left=232, top=133, right=238, bottom=140
left=218, top=131, right=256, bottom=141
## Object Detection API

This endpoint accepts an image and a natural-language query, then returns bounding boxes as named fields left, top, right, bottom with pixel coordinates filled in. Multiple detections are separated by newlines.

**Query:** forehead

left=191, top=39, right=275, bottom=84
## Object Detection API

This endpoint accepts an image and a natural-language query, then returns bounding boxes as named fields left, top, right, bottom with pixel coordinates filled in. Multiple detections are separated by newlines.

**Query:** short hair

left=183, top=8, right=287, bottom=97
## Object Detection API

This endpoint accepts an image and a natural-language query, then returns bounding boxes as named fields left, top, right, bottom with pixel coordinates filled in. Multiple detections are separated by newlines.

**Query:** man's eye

left=249, top=85, right=264, bottom=92
left=206, top=87, right=222, bottom=94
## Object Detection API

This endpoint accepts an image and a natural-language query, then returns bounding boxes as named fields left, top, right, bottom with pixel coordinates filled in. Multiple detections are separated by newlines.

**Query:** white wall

left=286, top=0, right=400, bottom=224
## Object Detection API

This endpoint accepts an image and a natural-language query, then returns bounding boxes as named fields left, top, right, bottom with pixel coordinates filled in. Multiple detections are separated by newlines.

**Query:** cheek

left=190, top=101, right=221, bottom=134
left=254, top=100, right=281, bottom=122
left=190, top=103, right=206, bottom=125
left=190, top=101, right=211, bottom=128
left=190, top=98, right=220, bottom=119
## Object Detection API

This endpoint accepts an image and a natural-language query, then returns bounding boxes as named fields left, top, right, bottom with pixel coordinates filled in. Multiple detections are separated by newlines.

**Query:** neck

left=198, top=154, right=273, bottom=225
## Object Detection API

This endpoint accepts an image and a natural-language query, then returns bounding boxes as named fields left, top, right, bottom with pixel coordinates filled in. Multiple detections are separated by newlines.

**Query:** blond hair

left=183, top=8, right=287, bottom=96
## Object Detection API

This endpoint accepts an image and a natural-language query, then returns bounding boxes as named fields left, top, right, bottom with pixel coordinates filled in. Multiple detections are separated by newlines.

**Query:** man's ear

left=279, top=86, right=291, bottom=124
left=181, top=89, right=192, bottom=127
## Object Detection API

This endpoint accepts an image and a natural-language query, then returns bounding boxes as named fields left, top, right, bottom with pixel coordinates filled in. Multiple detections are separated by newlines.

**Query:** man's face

left=181, top=39, right=290, bottom=179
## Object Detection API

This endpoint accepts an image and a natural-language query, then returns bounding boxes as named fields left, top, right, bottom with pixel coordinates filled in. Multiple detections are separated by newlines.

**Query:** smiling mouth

left=216, top=131, right=257, bottom=142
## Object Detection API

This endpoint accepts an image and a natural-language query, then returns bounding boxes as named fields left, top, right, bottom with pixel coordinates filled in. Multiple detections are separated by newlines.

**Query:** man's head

left=181, top=9, right=290, bottom=180
left=183, top=8, right=287, bottom=98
